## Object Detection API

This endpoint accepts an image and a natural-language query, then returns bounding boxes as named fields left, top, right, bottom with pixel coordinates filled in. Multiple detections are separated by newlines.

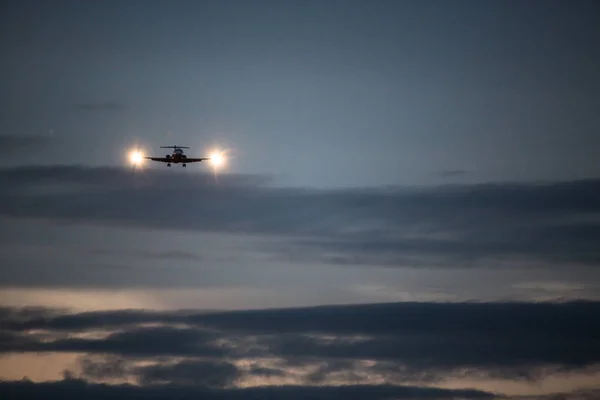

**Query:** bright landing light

left=209, top=151, right=226, bottom=169
left=129, top=149, right=143, bottom=165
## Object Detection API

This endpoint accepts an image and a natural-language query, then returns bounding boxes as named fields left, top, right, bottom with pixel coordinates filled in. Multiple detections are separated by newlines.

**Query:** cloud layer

left=0, top=380, right=499, bottom=400
left=1, top=301, right=599, bottom=399
left=1, top=165, right=600, bottom=269
left=4, top=301, right=599, bottom=370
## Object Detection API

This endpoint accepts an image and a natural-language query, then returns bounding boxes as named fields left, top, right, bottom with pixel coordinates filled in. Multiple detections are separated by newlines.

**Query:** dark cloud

left=0, top=307, right=184, bottom=331
left=33, top=326, right=226, bottom=358
left=1, top=165, right=600, bottom=269
left=136, top=359, right=241, bottom=388
left=79, top=355, right=128, bottom=380
left=0, top=379, right=497, bottom=400
left=73, top=102, right=125, bottom=111
left=0, top=330, right=36, bottom=353
left=304, top=359, right=359, bottom=384
left=2, top=301, right=600, bottom=375
left=247, top=365, right=288, bottom=378
left=6, top=301, right=599, bottom=338
left=2, top=301, right=599, bottom=398
left=534, top=389, right=600, bottom=400
left=77, top=355, right=243, bottom=388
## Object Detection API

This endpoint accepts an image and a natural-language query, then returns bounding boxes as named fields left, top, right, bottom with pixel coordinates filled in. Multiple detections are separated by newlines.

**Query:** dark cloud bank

left=1, top=165, right=600, bottom=269
left=2, top=166, right=599, bottom=397
left=0, top=380, right=496, bottom=400
left=1, top=301, right=600, bottom=399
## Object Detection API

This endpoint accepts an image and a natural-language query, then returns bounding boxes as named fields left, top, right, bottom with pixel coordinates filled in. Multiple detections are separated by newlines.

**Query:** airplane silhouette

left=144, top=145, right=210, bottom=167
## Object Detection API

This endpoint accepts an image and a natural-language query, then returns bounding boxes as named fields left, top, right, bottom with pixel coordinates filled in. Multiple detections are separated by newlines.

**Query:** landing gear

left=167, top=163, right=171, bottom=167
left=182, top=164, right=186, bottom=167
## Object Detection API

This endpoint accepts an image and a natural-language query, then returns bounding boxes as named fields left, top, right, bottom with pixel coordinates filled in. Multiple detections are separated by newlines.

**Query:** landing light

left=209, top=151, right=225, bottom=168
left=129, top=149, right=143, bottom=165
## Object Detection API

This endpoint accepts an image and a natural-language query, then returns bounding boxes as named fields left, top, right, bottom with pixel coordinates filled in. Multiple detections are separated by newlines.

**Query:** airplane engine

left=165, top=154, right=171, bottom=159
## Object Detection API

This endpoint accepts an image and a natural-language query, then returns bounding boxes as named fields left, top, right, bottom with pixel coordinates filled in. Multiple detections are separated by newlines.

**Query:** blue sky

left=1, top=1, right=600, bottom=399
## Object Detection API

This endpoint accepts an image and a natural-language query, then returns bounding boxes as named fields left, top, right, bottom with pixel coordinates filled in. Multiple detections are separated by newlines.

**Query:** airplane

left=144, top=145, right=210, bottom=167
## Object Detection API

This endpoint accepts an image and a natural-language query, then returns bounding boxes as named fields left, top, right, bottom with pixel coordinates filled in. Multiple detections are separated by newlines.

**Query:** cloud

left=72, top=355, right=244, bottom=388
left=0, top=379, right=498, bottom=400
left=34, top=326, right=227, bottom=358
left=79, top=355, right=128, bottom=380
left=2, top=301, right=599, bottom=398
left=534, top=389, right=600, bottom=400
left=1, top=165, right=600, bottom=269
left=136, top=359, right=241, bottom=387
left=2, top=301, right=600, bottom=374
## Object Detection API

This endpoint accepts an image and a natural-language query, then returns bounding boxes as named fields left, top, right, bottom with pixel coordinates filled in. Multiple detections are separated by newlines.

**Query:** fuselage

left=166, top=148, right=187, bottom=163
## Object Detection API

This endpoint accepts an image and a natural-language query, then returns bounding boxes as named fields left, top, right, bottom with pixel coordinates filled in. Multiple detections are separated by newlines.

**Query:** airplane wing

left=182, top=157, right=210, bottom=163
left=144, top=157, right=171, bottom=162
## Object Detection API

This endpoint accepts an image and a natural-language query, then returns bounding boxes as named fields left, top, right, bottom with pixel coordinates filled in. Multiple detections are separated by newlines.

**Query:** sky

left=1, top=0, right=600, bottom=399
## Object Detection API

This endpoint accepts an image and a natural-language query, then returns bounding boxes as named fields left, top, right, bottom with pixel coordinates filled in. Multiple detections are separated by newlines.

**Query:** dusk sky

left=2, top=1, right=600, bottom=399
